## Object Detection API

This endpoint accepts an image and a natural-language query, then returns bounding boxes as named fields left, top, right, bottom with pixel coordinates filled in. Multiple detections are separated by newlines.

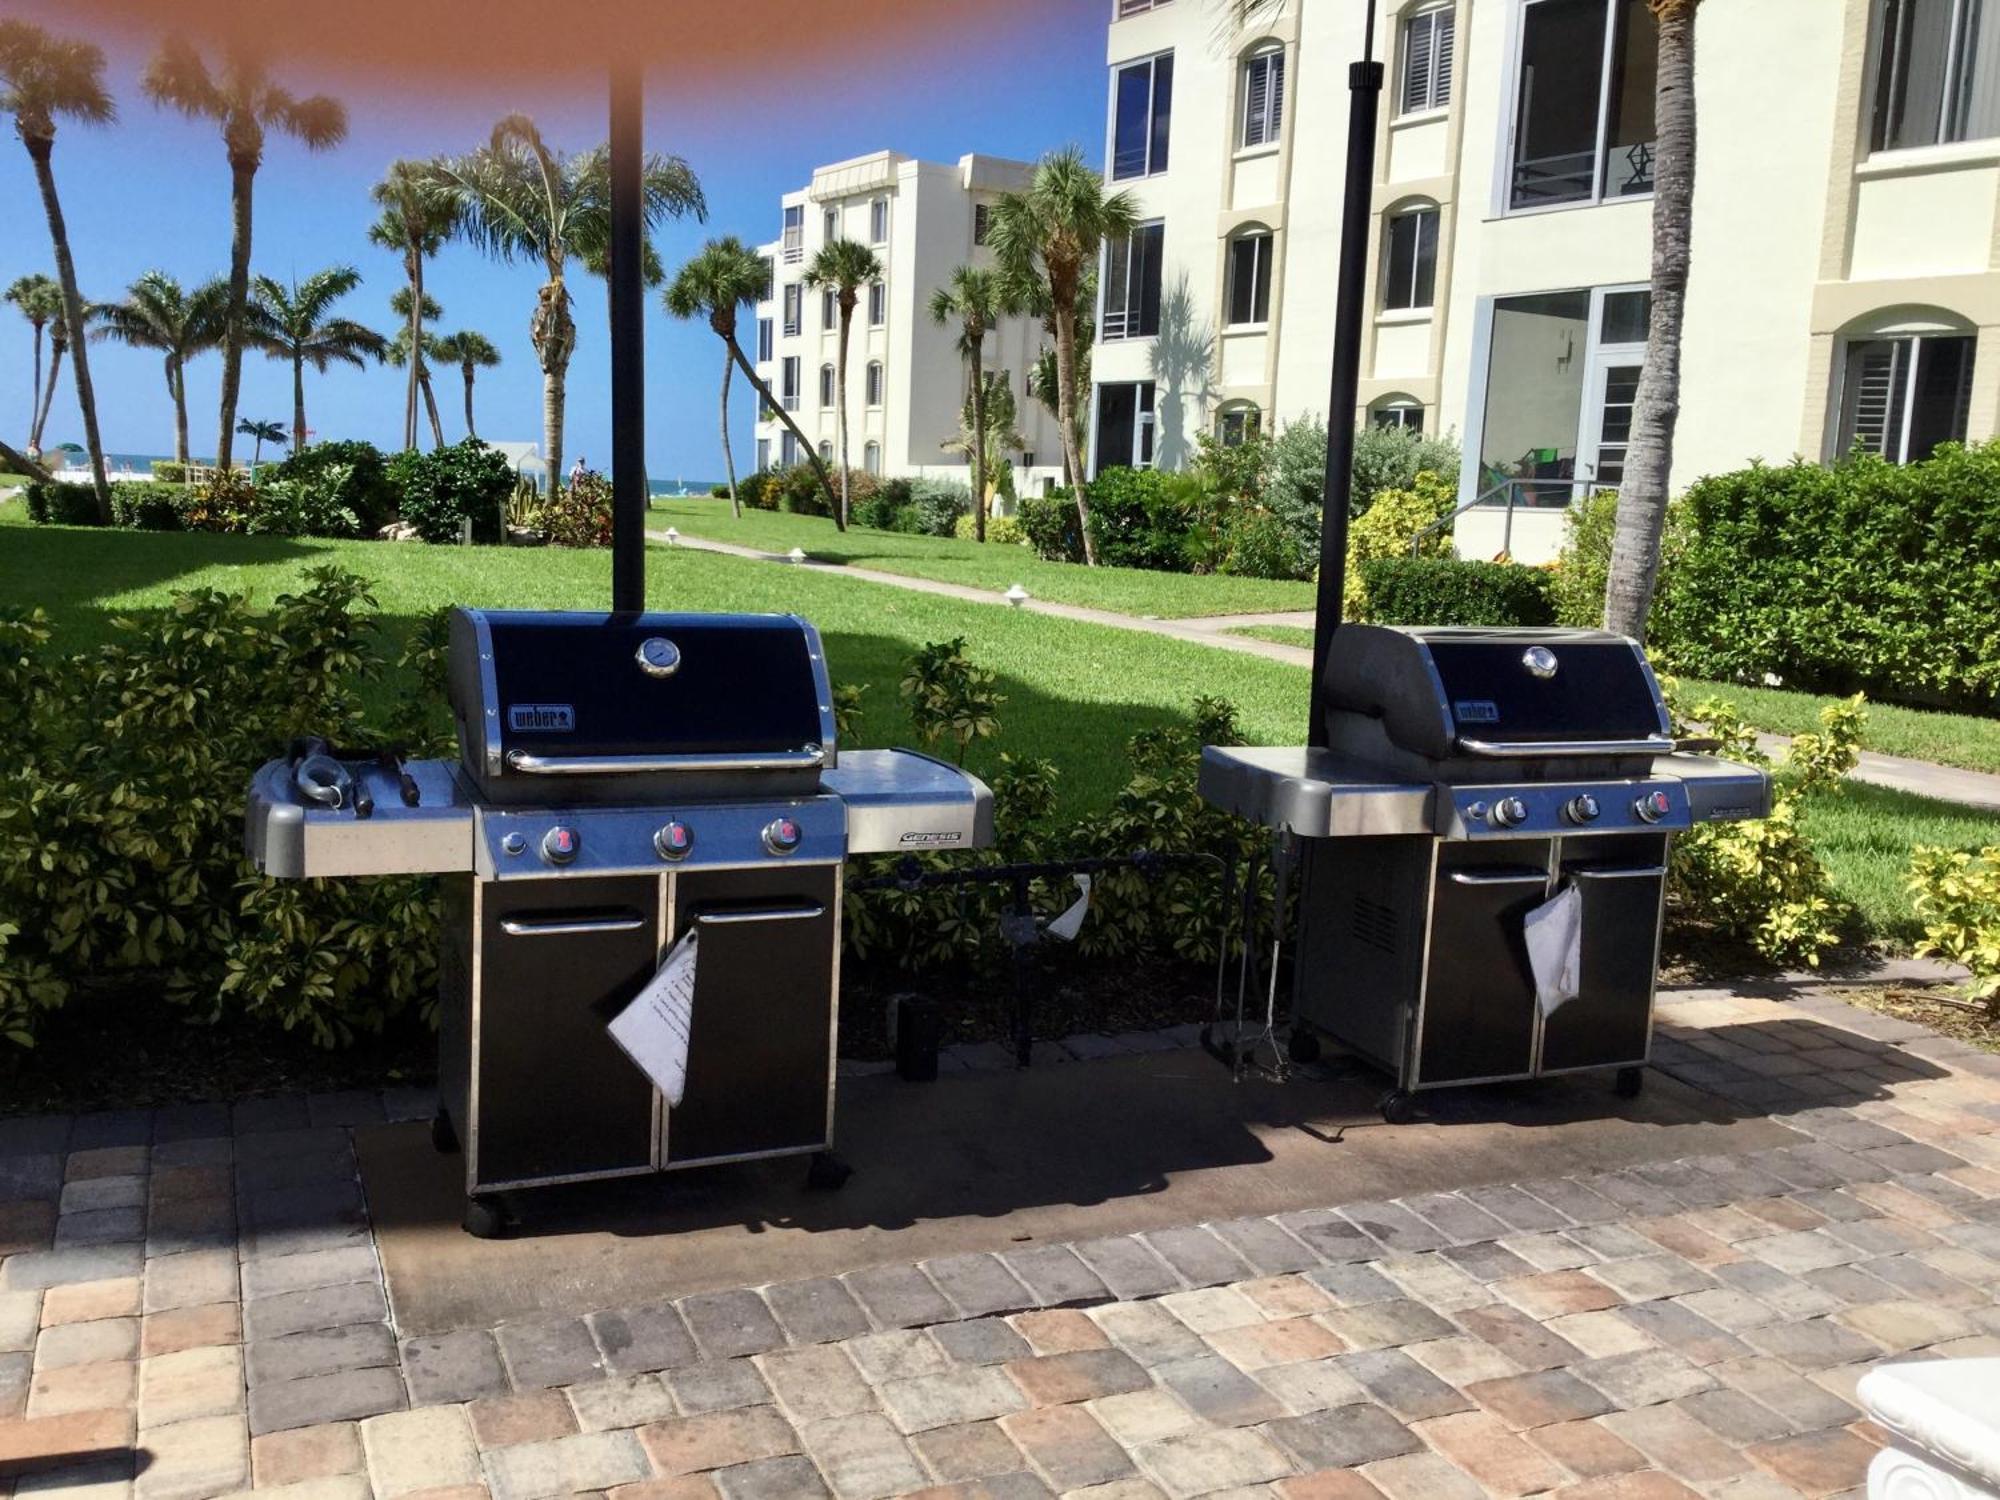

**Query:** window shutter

left=1403, top=14, right=1433, bottom=113
left=1245, top=57, right=1269, bottom=145
left=1269, top=51, right=1285, bottom=136
left=1434, top=11, right=1455, bottom=106
left=1845, top=344, right=1901, bottom=457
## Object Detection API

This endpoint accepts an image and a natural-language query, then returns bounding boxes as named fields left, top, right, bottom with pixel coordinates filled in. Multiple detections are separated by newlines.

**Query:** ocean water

left=44, top=451, right=727, bottom=497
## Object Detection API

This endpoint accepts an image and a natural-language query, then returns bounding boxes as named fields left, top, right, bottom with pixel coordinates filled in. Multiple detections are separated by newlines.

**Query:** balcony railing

left=1413, top=477, right=1606, bottom=558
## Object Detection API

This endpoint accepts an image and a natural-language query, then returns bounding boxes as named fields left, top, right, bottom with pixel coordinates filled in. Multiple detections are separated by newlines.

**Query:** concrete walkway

left=652, top=531, right=2000, bottom=814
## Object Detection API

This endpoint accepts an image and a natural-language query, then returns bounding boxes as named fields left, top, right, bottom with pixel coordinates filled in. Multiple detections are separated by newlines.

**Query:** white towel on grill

left=1524, top=883, right=1583, bottom=1018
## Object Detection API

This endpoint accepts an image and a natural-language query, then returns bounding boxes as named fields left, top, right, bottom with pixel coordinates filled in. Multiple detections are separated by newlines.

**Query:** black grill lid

left=448, top=609, right=834, bottom=796
left=1322, top=625, right=1669, bottom=761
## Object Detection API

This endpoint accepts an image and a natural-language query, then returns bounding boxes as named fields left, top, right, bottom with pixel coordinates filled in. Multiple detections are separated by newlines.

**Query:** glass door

left=1577, top=286, right=1646, bottom=492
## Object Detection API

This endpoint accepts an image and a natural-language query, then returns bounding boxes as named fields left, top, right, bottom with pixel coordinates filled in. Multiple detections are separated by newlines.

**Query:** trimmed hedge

left=388, top=439, right=512, bottom=545
left=1362, top=556, right=1556, bottom=627
left=1020, top=490, right=1084, bottom=562
left=270, top=441, right=398, bottom=535
left=111, top=482, right=191, bottom=531
left=23, top=481, right=103, bottom=526
left=1654, top=447, right=2000, bottom=709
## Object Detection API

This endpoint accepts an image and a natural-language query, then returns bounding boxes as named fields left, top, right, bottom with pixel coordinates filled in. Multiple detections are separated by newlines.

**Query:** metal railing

left=1411, top=476, right=1603, bottom=558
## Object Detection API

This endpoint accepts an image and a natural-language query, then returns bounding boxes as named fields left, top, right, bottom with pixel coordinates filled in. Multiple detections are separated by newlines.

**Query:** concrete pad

left=359, top=1048, right=1804, bottom=1337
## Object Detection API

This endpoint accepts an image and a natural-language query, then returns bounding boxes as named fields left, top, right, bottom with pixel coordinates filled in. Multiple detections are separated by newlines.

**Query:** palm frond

left=140, top=35, right=224, bottom=119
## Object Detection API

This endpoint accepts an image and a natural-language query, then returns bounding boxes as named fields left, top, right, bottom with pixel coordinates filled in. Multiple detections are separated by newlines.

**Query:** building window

left=1372, top=400, right=1426, bottom=432
left=822, top=206, right=837, bottom=242
left=1225, top=229, right=1274, bottom=326
left=866, top=361, right=884, bottom=406
left=782, top=284, right=802, bottom=337
left=1837, top=332, right=1975, bottom=461
left=1102, top=221, right=1165, bottom=339
left=1383, top=208, right=1439, bottom=311
left=868, top=282, right=886, bottom=327
left=819, top=440, right=833, bottom=463
left=819, top=363, right=835, bottom=406
left=1216, top=404, right=1262, bottom=446
left=1111, top=52, right=1174, bottom=179
left=870, top=197, right=889, bottom=243
left=1402, top=6, right=1456, bottom=114
left=821, top=288, right=836, bottom=330
left=758, top=258, right=774, bottom=301
left=1508, top=0, right=1656, bottom=211
left=1872, top=0, right=2000, bottom=150
left=973, top=203, right=991, bottom=246
left=1094, top=382, right=1156, bottom=475
left=781, top=356, right=800, bottom=412
left=1241, top=47, right=1286, bottom=148
left=756, top=318, right=773, bottom=363
left=756, top=437, right=771, bottom=471
left=863, top=440, right=881, bottom=475
left=782, top=204, right=803, bottom=264
left=780, top=431, right=799, bottom=466
left=1022, top=449, right=1036, bottom=468
left=1117, top=0, right=1167, bottom=13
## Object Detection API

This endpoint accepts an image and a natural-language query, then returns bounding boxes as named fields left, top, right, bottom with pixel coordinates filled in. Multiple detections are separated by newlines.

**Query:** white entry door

left=1579, top=355, right=1642, bottom=491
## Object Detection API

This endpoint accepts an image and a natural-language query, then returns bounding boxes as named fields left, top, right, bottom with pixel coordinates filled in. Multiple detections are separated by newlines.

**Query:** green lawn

left=1802, top=782, right=2000, bottom=942
left=1677, top=678, right=2000, bottom=777
left=648, top=496, right=1317, bottom=619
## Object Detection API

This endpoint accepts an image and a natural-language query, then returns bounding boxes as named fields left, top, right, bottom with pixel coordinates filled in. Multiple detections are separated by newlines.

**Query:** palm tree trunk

left=419, top=365, right=445, bottom=448
left=168, top=357, right=190, bottom=468
left=32, top=341, right=62, bottom=455
left=970, top=337, right=988, bottom=543
left=543, top=362, right=565, bottom=499
left=405, top=251, right=423, bottom=451
left=1053, top=303, right=1095, bottom=566
left=835, top=304, right=852, bottom=529
left=533, top=275, right=575, bottom=494
left=25, top=326, right=41, bottom=454
left=251, top=431, right=264, bottom=466
left=292, top=354, right=307, bottom=452
left=1604, top=0, right=1697, bottom=641
left=26, top=139, right=110, bottom=523
left=724, top=335, right=841, bottom=517
left=216, top=157, right=255, bottom=473
left=462, top=366, right=478, bottom=440
left=720, top=347, right=740, bottom=519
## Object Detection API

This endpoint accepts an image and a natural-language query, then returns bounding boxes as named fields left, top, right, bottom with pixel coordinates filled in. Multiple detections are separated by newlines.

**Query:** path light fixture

left=1005, top=584, right=1029, bottom=608
left=788, top=547, right=807, bottom=564
left=664, top=527, right=679, bottom=546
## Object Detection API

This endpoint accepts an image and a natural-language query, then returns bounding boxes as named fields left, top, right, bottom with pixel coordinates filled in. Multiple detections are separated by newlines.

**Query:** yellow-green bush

left=1344, top=470, right=1455, bottom=619
left=1908, top=844, right=2000, bottom=1011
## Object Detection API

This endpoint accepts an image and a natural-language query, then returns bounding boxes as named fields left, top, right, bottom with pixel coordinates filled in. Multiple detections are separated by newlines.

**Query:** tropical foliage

left=804, top=237, right=882, bottom=529
left=929, top=264, right=1013, bottom=540
left=89, top=271, right=227, bottom=466
left=242, top=266, right=386, bottom=449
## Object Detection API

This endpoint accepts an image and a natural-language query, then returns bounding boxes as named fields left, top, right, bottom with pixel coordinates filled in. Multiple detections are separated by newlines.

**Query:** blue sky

left=3, top=7, right=1110, bottom=478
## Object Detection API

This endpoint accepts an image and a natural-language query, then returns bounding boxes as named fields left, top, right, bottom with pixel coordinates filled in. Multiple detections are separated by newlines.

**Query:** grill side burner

left=247, top=607, right=993, bottom=1235
left=1199, top=624, right=1768, bottom=1121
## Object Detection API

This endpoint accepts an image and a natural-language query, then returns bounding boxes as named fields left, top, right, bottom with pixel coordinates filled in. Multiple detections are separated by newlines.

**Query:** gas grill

left=247, top=608, right=992, bottom=1235
left=1199, top=625, right=1768, bottom=1122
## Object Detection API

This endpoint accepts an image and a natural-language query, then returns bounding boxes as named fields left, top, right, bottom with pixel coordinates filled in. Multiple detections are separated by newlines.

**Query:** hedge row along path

left=649, top=529, right=2000, bottom=815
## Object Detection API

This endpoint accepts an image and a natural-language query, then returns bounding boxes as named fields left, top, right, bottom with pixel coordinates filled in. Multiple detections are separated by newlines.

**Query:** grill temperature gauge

left=1634, top=789, right=1674, bottom=823
left=762, top=816, right=802, bottom=856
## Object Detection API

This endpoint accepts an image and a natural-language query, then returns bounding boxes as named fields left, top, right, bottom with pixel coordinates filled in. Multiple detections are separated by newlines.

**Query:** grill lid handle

left=1455, top=735, right=1676, bottom=759
left=503, top=747, right=827, bottom=776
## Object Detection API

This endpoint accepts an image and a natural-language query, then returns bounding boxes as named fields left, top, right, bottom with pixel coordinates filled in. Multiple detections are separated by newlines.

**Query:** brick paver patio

left=3, top=983, right=1999, bottom=1499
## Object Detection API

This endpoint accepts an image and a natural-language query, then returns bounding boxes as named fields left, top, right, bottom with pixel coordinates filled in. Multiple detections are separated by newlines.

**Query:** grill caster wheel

left=462, top=1196, right=508, bottom=1239
left=1378, top=1090, right=1416, bottom=1126
left=805, top=1152, right=852, bottom=1192
left=430, top=1111, right=460, bottom=1155
left=1287, top=1028, right=1321, bottom=1065
left=1615, top=1066, right=1645, bottom=1099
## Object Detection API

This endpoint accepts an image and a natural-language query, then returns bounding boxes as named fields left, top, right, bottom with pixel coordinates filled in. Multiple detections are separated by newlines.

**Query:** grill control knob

left=1634, top=789, right=1674, bottom=824
left=501, top=832, right=527, bottom=856
left=1564, top=793, right=1602, bottom=825
left=762, top=816, right=803, bottom=856
left=654, top=821, right=694, bottom=861
left=541, top=825, right=581, bottom=865
left=1490, top=796, right=1529, bottom=829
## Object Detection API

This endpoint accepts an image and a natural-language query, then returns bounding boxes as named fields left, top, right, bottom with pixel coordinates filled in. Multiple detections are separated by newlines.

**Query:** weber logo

left=1454, top=699, right=1501, bottom=723
left=899, top=830, right=965, bottom=847
left=507, top=704, right=575, bottom=733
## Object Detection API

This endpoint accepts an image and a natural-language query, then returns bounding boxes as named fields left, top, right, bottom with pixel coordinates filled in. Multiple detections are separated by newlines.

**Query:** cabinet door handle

left=499, top=911, right=648, bottom=937
left=1570, top=866, right=1668, bottom=881
left=1447, top=869, right=1549, bottom=886
left=694, top=902, right=827, bottom=926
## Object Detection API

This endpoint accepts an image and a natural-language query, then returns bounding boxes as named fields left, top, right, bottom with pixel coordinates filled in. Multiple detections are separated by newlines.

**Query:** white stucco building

left=1092, top=0, right=2000, bottom=560
left=751, top=151, right=1067, bottom=501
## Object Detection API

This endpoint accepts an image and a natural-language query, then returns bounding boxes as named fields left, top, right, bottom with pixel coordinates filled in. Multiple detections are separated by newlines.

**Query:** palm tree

left=143, top=38, right=346, bottom=473
left=989, top=148, right=1138, bottom=566
left=0, top=20, right=113, bottom=522
left=433, top=115, right=703, bottom=492
left=369, top=160, right=457, bottom=452
left=1604, top=0, right=1698, bottom=641
left=943, top=370, right=1027, bottom=516
left=386, top=287, right=446, bottom=448
left=664, top=237, right=841, bottom=521
left=429, top=329, right=500, bottom=440
left=5, top=273, right=60, bottom=453
left=31, top=300, right=73, bottom=462
left=803, top=239, right=882, bottom=529
left=89, top=271, right=227, bottom=467
left=237, top=417, right=286, bottom=467
left=929, top=265, right=1015, bottom=542
left=242, top=266, right=386, bottom=450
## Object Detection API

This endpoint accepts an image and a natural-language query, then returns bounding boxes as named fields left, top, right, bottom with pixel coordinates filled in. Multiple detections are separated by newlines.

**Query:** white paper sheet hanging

left=1046, top=874, right=1093, bottom=941
left=1523, top=883, right=1583, bottom=1019
left=608, top=928, right=699, bottom=1106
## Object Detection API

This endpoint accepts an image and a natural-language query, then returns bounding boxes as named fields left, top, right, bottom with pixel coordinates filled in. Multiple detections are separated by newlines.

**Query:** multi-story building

left=1091, top=0, right=2000, bottom=560
left=752, top=151, right=1067, bottom=502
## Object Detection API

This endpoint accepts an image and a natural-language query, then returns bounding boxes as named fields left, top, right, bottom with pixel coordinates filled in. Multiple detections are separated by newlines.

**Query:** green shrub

left=854, top=478, right=915, bottom=532
left=909, top=477, right=972, bottom=537
left=1547, top=489, right=1690, bottom=631
left=181, top=472, right=260, bottom=533
left=1908, top=844, right=2000, bottom=1012
left=251, top=470, right=361, bottom=539
left=23, top=481, right=103, bottom=526
left=1344, top=471, right=1455, bottom=618
left=952, top=513, right=1027, bottom=546
left=1084, top=467, right=1205, bottom=571
left=1362, top=557, right=1556, bottom=626
left=737, top=470, right=778, bottom=510
left=1351, top=421, right=1462, bottom=515
left=271, top=440, right=397, bottom=535
left=390, top=438, right=512, bottom=544
left=540, top=470, right=613, bottom=548
left=150, top=460, right=189, bottom=483
left=1219, top=506, right=1308, bottom=580
left=900, top=637, right=1002, bottom=764
left=109, top=482, right=189, bottom=532
left=1654, top=447, right=2000, bottom=709
left=773, top=463, right=831, bottom=517
left=1192, top=430, right=1270, bottom=502
left=1019, top=491, right=1084, bottom=562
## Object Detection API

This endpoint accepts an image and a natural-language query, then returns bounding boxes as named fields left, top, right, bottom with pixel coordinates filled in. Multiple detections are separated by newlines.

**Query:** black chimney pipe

left=1307, top=3, right=1383, bottom=746
left=609, top=62, right=647, bottom=614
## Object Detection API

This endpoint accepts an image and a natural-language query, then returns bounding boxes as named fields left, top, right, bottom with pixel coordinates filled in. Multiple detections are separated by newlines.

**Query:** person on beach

left=569, top=456, right=587, bottom=488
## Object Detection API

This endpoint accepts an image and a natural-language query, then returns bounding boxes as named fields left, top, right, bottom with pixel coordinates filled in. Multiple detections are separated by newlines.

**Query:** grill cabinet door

left=1539, top=840, right=1667, bottom=1072
left=475, top=876, right=662, bottom=1187
left=665, top=866, right=839, bottom=1166
left=1418, top=844, right=1545, bottom=1085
